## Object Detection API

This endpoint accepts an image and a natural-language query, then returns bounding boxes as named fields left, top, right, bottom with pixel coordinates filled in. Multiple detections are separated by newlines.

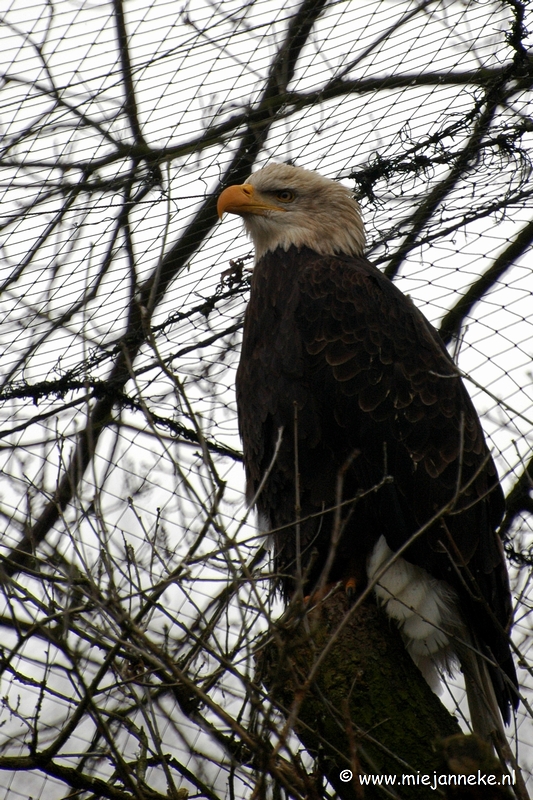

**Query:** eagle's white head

left=217, top=163, right=365, bottom=262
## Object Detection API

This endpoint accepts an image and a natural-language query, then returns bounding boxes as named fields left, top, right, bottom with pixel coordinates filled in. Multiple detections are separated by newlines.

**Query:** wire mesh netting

left=0, top=0, right=532, bottom=797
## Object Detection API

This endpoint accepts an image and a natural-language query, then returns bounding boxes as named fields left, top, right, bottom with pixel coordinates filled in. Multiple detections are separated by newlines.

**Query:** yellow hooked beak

left=217, top=184, right=286, bottom=218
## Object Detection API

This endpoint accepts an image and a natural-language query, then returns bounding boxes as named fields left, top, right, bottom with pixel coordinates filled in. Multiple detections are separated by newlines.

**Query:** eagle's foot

left=344, top=576, right=357, bottom=604
left=303, top=582, right=340, bottom=607
left=303, top=577, right=358, bottom=607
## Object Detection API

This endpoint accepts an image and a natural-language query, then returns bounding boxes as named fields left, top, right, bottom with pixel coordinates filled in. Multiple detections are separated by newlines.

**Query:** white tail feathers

left=367, top=535, right=507, bottom=741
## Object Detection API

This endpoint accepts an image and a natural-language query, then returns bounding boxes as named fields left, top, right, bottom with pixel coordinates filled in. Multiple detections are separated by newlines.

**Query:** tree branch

left=258, top=592, right=461, bottom=800
left=439, top=216, right=533, bottom=345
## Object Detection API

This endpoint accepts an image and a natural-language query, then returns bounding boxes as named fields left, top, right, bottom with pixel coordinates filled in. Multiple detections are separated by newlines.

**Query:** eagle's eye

left=275, top=190, right=295, bottom=203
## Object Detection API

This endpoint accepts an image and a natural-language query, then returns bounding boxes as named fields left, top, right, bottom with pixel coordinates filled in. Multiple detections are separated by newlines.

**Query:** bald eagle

left=217, top=162, right=517, bottom=738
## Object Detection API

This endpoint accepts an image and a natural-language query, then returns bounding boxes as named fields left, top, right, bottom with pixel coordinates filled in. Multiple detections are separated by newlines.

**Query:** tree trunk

left=258, top=591, right=462, bottom=799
